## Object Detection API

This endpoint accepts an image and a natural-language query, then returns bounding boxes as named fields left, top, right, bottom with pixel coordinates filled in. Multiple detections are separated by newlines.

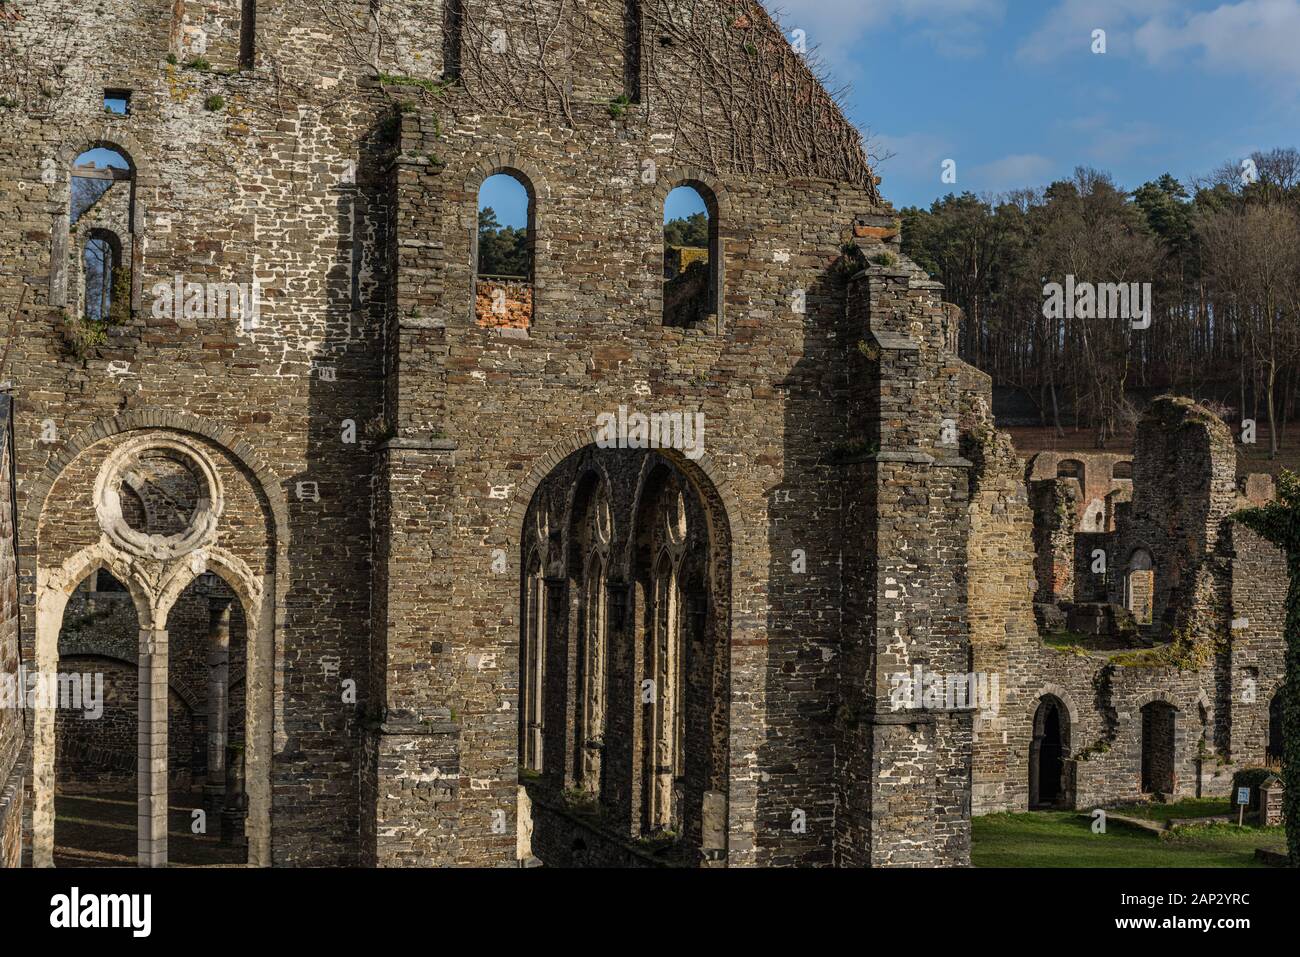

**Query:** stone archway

left=1030, top=694, right=1071, bottom=809
left=30, top=428, right=276, bottom=868
left=516, top=444, right=732, bottom=867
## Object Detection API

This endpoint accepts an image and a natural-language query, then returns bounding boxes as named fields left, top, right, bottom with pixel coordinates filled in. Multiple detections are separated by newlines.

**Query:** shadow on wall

left=761, top=249, right=853, bottom=866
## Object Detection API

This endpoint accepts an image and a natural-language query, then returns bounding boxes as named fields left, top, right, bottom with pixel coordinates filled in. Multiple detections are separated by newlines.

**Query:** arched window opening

left=1125, top=549, right=1155, bottom=625
left=1113, top=460, right=1133, bottom=480
left=475, top=171, right=534, bottom=330
left=574, top=482, right=611, bottom=796
left=646, top=548, right=681, bottom=831
left=52, top=569, right=139, bottom=865
left=1056, top=459, right=1084, bottom=486
left=663, top=184, right=719, bottom=328
left=1140, top=701, right=1177, bottom=795
left=81, top=230, right=126, bottom=325
left=1029, top=695, right=1070, bottom=809
left=638, top=478, right=691, bottom=836
left=239, top=0, right=257, bottom=70
left=520, top=448, right=730, bottom=866
left=68, top=146, right=135, bottom=332
left=165, top=574, right=250, bottom=866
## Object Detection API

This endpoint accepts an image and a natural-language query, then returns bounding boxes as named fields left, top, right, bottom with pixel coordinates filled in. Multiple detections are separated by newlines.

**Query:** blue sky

left=480, top=174, right=707, bottom=228
left=75, top=147, right=131, bottom=171
left=775, top=0, right=1300, bottom=208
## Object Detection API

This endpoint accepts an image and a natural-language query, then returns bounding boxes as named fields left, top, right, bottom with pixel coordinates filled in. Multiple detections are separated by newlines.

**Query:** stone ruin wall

left=0, top=0, right=407, bottom=866
left=966, top=395, right=1289, bottom=815
left=384, top=113, right=894, bottom=868
left=0, top=0, right=931, bottom=868
left=0, top=401, right=24, bottom=868
left=1, top=0, right=1186, bottom=868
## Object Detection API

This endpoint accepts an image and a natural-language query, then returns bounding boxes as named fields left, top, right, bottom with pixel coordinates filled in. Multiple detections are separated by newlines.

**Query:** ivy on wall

left=1234, top=469, right=1300, bottom=866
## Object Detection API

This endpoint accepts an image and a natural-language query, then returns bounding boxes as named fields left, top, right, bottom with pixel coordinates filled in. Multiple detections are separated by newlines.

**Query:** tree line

left=900, top=149, right=1300, bottom=454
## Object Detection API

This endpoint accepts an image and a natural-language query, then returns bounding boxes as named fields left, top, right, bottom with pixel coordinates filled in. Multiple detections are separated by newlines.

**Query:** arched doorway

left=1141, top=700, right=1177, bottom=795
left=518, top=446, right=730, bottom=866
left=52, top=569, right=140, bottom=866
left=161, top=573, right=250, bottom=867
left=1030, top=695, right=1070, bottom=809
left=30, top=425, right=279, bottom=868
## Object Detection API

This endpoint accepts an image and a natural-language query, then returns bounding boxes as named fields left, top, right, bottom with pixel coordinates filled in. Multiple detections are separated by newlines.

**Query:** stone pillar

left=220, top=744, right=248, bottom=849
left=542, top=576, right=567, bottom=784
left=204, top=596, right=233, bottom=818
left=138, top=626, right=168, bottom=867
left=834, top=261, right=976, bottom=867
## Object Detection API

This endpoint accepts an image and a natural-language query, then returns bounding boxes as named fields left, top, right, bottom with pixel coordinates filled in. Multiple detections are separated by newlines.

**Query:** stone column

left=138, top=626, right=168, bottom=867
left=204, top=596, right=233, bottom=819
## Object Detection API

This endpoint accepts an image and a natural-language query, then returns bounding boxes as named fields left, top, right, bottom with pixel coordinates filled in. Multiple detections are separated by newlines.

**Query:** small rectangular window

left=240, top=0, right=257, bottom=70
left=103, top=90, right=131, bottom=115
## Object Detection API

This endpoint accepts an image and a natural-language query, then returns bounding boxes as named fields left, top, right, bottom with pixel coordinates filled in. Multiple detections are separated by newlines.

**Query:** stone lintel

left=380, top=436, right=458, bottom=453
left=870, top=332, right=920, bottom=352
left=872, top=451, right=935, bottom=465
left=372, top=720, right=460, bottom=736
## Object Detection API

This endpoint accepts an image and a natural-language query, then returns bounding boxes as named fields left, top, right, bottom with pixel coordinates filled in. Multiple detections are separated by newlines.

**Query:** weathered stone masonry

left=965, top=397, right=1290, bottom=816
left=0, top=397, right=25, bottom=868
left=9, top=0, right=1270, bottom=870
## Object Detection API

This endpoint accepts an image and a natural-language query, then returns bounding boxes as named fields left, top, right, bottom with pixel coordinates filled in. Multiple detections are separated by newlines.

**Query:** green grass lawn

left=972, top=810, right=1282, bottom=867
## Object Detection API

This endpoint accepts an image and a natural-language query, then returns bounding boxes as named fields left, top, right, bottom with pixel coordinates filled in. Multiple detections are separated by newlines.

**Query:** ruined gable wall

left=376, top=0, right=889, bottom=866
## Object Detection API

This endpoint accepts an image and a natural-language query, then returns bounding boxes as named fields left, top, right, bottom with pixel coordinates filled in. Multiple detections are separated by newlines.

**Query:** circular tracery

left=119, top=449, right=203, bottom=536
left=94, top=435, right=223, bottom=560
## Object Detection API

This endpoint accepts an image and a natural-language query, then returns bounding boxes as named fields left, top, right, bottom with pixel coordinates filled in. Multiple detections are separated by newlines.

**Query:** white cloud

left=1021, top=0, right=1300, bottom=82
left=1134, top=0, right=1300, bottom=81
left=775, top=0, right=1005, bottom=66
left=1017, top=0, right=1176, bottom=63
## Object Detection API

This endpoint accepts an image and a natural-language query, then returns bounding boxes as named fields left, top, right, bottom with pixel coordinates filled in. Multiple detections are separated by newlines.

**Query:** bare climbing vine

left=640, top=1, right=883, bottom=197
left=291, top=0, right=884, bottom=197
left=0, top=2, right=85, bottom=129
